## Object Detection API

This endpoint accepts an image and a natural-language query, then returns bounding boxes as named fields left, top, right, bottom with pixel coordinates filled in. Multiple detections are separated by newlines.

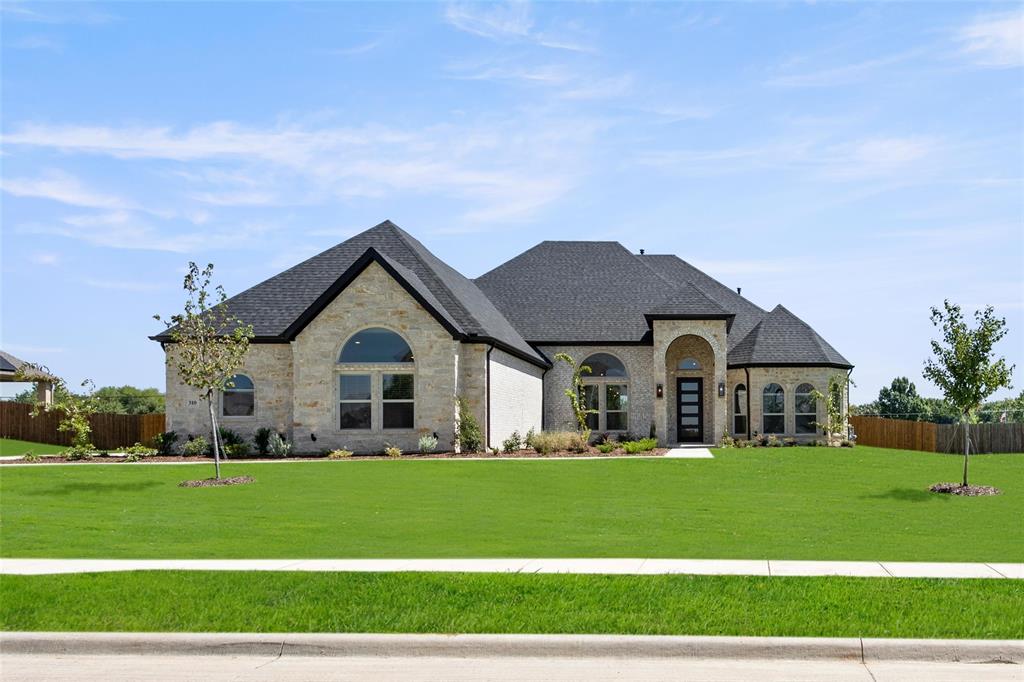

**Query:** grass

left=0, top=438, right=67, bottom=457
left=0, top=446, right=1021, bottom=561
left=2, top=571, right=1020, bottom=639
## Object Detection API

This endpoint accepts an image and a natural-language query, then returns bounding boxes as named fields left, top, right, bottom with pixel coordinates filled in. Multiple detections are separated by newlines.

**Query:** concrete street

left=2, top=653, right=1021, bottom=681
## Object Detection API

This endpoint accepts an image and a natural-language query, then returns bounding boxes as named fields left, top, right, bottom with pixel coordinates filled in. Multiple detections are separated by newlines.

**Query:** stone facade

left=730, top=366, right=849, bottom=441
left=488, top=349, right=544, bottom=449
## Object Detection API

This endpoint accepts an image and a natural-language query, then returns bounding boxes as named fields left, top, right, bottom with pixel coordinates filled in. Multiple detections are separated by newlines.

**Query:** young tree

left=155, top=262, right=253, bottom=479
left=810, top=374, right=851, bottom=446
left=923, top=300, right=1014, bottom=487
left=15, top=365, right=98, bottom=460
left=553, top=353, right=597, bottom=441
left=875, top=376, right=929, bottom=421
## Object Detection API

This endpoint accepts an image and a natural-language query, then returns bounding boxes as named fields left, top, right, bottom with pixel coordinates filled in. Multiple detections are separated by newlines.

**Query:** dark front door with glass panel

left=676, top=378, right=703, bottom=443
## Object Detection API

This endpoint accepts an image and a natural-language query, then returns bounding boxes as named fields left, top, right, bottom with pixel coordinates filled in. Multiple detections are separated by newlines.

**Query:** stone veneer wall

left=488, top=348, right=544, bottom=449
left=664, top=334, right=717, bottom=444
left=727, top=366, right=849, bottom=441
left=652, top=320, right=728, bottom=446
left=164, top=343, right=294, bottom=442
left=537, top=345, right=655, bottom=438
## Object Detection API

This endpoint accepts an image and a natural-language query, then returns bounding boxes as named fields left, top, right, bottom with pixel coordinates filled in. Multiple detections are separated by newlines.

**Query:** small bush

left=384, top=444, right=402, bottom=458
left=766, top=435, right=783, bottom=448
left=596, top=442, right=616, bottom=454
left=418, top=434, right=438, bottom=453
left=123, top=442, right=157, bottom=456
left=254, top=427, right=274, bottom=456
left=734, top=439, right=751, bottom=448
left=524, top=427, right=537, bottom=451
left=21, top=451, right=41, bottom=462
left=502, top=430, right=523, bottom=453
left=65, top=444, right=95, bottom=461
left=328, top=449, right=353, bottom=459
left=153, top=431, right=179, bottom=455
left=455, top=398, right=483, bottom=453
left=218, top=427, right=244, bottom=447
left=182, top=436, right=209, bottom=457
left=783, top=437, right=798, bottom=447
left=840, top=439, right=855, bottom=448
left=622, top=437, right=658, bottom=454
left=124, top=451, right=145, bottom=463
left=530, top=431, right=576, bottom=455
left=719, top=434, right=735, bottom=448
left=268, top=432, right=292, bottom=458
left=224, top=442, right=251, bottom=458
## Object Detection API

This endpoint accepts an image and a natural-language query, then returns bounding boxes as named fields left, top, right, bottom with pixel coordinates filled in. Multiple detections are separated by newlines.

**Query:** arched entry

left=664, top=334, right=716, bottom=444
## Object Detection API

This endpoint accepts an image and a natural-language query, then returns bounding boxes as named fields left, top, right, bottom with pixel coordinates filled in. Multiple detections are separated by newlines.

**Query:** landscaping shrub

left=182, top=436, right=209, bottom=457
left=455, top=397, right=482, bottom=453
left=766, top=435, right=783, bottom=448
left=418, top=434, right=438, bottom=453
left=123, top=443, right=157, bottom=462
left=64, top=444, right=95, bottom=461
left=268, top=433, right=292, bottom=458
left=719, top=433, right=735, bottom=448
left=531, top=431, right=587, bottom=455
left=217, top=427, right=244, bottom=447
left=784, top=437, right=798, bottom=447
left=596, top=442, right=616, bottom=454
left=21, top=451, right=41, bottom=463
left=502, top=431, right=523, bottom=453
left=524, top=427, right=537, bottom=451
left=840, top=439, right=855, bottom=448
left=254, top=427, right=274, bottom=456
left=328, top=449, right=353, bottom=459
left=622, top=437, right=657, bottom=454
left=384, top=444, right=402, bottom=458
left=224, top=443, right=250, bottom=458
left=152, top=431, right=179, bottom=456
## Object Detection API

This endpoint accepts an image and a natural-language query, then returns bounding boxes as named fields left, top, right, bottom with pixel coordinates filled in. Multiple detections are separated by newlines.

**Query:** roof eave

left=726, top=361, right=854, bottom=370
left=644, top=313, right=735, bottom=333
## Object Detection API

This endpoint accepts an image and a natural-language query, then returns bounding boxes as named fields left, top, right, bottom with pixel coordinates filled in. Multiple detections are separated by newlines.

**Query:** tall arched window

left=762, top=383, right=785, bottom=434
left=338, top=328, right=415, bottom=431
left=581, top=353, right=628, bottom=431
left=733, top=383, right=747, bottom=435
left=222, top=374, right=255, bottom=417
left=795, top=383, right=817, bottom=434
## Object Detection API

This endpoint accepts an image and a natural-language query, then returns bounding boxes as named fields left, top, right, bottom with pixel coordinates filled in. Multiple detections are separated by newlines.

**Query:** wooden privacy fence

left=0, top=402, right=165, bottom=450
left=850, top=416, right=1024, bottom=454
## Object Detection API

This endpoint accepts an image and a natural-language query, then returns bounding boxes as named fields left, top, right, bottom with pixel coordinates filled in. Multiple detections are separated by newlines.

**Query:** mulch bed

left=3, top=448, right=667, bottom=463
left=178, top=475, right=255, bottom=488
left=929, top=482, right=1001, bottom=496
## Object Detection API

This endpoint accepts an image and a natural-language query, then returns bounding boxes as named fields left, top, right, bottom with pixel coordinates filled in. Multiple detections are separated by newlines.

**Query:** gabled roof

left=0, top=350, right=56, bottom=381
left=728, top=305, right=852, bottom=368
left=151, top=221, right=546, bottom=367
left=474, top=241, right=733, bottom=343
left=638, top=254, right=767, bottom=349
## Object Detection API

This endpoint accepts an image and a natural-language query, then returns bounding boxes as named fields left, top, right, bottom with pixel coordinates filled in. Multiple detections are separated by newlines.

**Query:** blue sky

left=1, top=1, right=1021, bottom=404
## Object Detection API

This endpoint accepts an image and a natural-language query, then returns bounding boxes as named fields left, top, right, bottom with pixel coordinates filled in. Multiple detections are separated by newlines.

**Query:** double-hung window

left=795, top=383, right=817, bottom=434
left=337, top=328, right=415, bottom=431
left=580, top=353, right=629, bottom=432
left=762, top=383, right=785, bottom=434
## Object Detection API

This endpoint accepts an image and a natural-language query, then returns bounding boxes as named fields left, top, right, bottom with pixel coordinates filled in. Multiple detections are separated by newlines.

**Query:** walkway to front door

left=676, top=377, right=703, bottom=443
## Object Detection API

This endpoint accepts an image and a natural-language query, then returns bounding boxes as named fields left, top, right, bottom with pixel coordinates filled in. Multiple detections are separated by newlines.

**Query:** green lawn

left=1, top=446, right=1021, bottom=561
left=0, top=438, right=67, bottom=456
left=2, top=571, right=1020, bottom=639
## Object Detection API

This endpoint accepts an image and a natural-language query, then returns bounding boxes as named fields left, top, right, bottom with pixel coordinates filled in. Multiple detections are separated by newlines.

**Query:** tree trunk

left=207, top=395, right=221, bottom=480
left=961, top=415, right=969, bottom=487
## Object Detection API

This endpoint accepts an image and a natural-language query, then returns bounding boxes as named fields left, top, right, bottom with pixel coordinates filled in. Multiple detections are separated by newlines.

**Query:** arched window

left=338, top=328, right=415, bottom=431
left=581, top=353, right=629, bottom=431
left=795, top=383, right=817, bottom=434
left=222, top=374, right=255, bottom=417
left=733, top=383, right=747, bottom=435
left=762, top=383, right=785, bottom=434
left=339, top=327, right=414, bottom=363
left=678, top=357, right=701, bottom=370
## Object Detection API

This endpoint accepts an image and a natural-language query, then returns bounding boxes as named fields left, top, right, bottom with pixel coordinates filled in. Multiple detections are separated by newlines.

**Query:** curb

left=2, top=633, right=1021, bottom=663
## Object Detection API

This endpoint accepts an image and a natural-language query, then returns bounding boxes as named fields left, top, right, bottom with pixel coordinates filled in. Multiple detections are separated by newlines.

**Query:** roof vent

left=737, top=287, right=742, bottom=295
left=639, top=249, right=645, bottom=255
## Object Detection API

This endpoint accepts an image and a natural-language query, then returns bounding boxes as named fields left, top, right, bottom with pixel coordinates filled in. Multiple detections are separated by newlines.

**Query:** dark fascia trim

left=644, top=313, right=735, bottom=333
left=727, top=361, right=855, bottom=370
left=530, top=338, right=654, bottom=347
left=465, top=335, right=550, bottom=369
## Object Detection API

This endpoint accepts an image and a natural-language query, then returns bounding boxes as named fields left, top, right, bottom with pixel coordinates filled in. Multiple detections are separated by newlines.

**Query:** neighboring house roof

left=151, top=221, right=547, bottom=367
left=727, top=305, right=852, bottom=368
left=0, top=350, right=56, bottom=382
left=474, top=241, right=735, bottom=343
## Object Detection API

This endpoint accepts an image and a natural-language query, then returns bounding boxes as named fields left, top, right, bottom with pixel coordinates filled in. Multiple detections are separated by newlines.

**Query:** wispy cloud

left=7, top=35, right=63, bottom=51
left=765, top=49, right=923, bottom=88
left=956, top=11, right=1024, bottom=68
left=0, top=170, right=133, bottom=210
left=29, top=252, right=60, bottom=266
left=319, top=39, right=384, bottom=57
left=444, top=1, right=595, bottom=53
left=1, top=2, right=116, bottom=25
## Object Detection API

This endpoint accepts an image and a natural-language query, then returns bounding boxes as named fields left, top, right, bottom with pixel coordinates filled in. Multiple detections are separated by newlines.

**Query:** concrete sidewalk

left=2, top=557, right=1020, bottom=578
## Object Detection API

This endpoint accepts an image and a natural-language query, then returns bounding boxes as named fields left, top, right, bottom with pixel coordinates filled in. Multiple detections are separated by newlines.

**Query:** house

left=0, top=350, right=55, bottom=405
left=154, top=220, right=852, bottom=452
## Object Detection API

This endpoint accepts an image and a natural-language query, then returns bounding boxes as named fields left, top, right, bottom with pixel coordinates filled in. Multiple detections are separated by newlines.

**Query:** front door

left=676, top=378, right=703, bottom=443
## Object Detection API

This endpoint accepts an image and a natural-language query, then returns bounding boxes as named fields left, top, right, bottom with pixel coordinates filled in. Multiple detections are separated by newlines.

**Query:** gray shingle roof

left=0, top=350, right=56, bottom=380
left=728, top=305, right=852, bottom=368
left=152, top=221, right=546, bottom=366
left=474, top=241, right=733, bottom=342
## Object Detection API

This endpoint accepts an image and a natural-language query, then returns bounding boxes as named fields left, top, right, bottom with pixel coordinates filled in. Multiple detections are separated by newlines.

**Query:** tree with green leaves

left=553, top=352, right=597, bottom=442
left=923, top=300, right=1014, bottom=487
left=155, top=262, right=253, bottom=480
left=92, top=386, right=165, bottom=414
left=875, top=376, right=929, bottom=421
left=15, top=365, right=98, bottom=460
left=810, top=374, right=851, bottom=446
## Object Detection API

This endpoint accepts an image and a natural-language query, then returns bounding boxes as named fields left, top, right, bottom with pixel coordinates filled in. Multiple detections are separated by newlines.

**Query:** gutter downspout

left=846, top=368, right=854, bottom=440
left=744, top=367, right=752, bottom=440
left=485, top=345, right=493, bottom=452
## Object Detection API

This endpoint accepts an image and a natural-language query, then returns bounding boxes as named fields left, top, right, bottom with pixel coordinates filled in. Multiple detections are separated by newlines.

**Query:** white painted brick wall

left=488, top=348, right=543, bottom=449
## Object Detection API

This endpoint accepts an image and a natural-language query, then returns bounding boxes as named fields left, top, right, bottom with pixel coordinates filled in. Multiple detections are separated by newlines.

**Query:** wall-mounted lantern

left=718, top=381, right=726, bottom=397
left=656, top=383, right=664, bottom=399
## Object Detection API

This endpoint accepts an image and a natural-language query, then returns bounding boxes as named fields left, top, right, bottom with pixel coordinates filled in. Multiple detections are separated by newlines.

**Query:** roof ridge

left=774, top=304, right=835, bottom=361
left=386, top=222, right=487, bottom=335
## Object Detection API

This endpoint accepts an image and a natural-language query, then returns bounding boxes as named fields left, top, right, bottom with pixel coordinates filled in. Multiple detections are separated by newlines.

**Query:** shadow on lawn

left=862, top=487, right=949, bottom=503
left=28, top=481, right=163, bottom=496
